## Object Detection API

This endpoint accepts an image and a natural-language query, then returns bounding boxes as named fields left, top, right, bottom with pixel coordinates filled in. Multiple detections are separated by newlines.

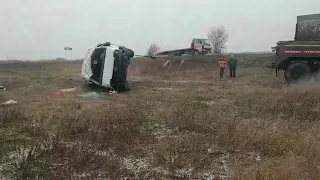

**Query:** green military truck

left=272, top=13, right=320, bottom=82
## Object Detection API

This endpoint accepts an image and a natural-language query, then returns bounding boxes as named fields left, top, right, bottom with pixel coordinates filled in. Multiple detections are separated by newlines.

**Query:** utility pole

left=64, top=47, right=73, bottom=61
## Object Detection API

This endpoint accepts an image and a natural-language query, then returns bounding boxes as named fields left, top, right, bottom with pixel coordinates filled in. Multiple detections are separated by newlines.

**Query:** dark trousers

left=220, top=67, right=224, bottom=78
left=229, top=67, right=236, bottom=77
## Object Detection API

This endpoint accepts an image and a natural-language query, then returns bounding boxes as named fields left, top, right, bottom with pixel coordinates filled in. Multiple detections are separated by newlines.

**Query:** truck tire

left=284, top=63, right=311, bottom=83
left=193, top=50, right=199, bottom=56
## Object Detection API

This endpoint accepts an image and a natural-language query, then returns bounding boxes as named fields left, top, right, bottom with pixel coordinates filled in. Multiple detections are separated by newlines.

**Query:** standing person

left=218, top=57, right=227, bottom=78
left=228, top=55, right=237, bottom=78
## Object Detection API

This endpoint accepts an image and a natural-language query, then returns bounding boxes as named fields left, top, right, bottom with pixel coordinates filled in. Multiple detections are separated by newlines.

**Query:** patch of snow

left=201, top=100, right=215, bottom=106
left=152, top=125, right=174, bottom=140
left=197, top=153, right=230, bottom=180
left=256, top=155, right=261, bottom=161
left=219, top=98, right=233, bottom=105
left=2, top=99, right=18, bottom=105
left=0, top=145, right=49, bottom=177
left=206, top=145, right=221, bottom=154
left=175, top=168, right=193, bottom=178
left=8, top=147, right=35, bottom=165
left=60, top=141, right=83, bottom=148
left=61, top=141, right=114, bottom=158
left=94, top=150, right=109, bottom=157
left=221, top=160, right=228, bottom=177
left=121, top=157, right=149, bottom=177
left=202, top=171, right=216, bottom=180
left=76, top=173, right=91, bottom=178
left=248, top=152, right=261, bottom=161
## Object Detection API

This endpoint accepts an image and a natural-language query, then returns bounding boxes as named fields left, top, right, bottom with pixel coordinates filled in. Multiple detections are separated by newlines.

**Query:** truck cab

left=191, top=38, right=212, bottom=55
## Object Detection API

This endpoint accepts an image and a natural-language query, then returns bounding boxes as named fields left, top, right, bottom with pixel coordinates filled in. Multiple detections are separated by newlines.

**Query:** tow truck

left=157, top=38, right=212, bottom=56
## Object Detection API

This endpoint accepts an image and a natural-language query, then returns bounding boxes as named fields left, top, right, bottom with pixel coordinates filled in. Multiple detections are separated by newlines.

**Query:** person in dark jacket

left=228, top=55, right=237, bottom=78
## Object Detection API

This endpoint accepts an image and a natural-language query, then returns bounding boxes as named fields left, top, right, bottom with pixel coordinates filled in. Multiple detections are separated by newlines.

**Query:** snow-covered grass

left=0, top=57, right=320, bottom=179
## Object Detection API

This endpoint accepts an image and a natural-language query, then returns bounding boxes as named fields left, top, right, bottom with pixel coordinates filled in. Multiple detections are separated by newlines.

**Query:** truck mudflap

left=276, top=68, right=279, bottom=76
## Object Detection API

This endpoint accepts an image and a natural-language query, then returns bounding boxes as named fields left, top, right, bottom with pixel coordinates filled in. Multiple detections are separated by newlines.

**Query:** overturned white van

left=81, top=42, right=134, bottom=92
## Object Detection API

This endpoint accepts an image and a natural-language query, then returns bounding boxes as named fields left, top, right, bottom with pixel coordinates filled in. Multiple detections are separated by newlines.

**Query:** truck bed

left=277, top=41, right=320, bottom=57
left=157, top=48, right=193, bottom=56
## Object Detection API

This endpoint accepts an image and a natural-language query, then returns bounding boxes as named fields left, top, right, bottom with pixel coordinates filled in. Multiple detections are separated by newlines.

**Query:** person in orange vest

left=218, top=57, right=227, bottom=78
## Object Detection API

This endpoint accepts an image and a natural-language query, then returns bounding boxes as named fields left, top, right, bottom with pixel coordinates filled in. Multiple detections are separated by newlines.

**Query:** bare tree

left=146, top=43, right=160, bottom=57
left=207, top=25, right=229, bottom=54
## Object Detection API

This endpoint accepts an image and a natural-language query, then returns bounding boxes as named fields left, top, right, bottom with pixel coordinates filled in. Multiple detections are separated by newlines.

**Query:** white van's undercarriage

left=81, top=42, right=134, bottom=93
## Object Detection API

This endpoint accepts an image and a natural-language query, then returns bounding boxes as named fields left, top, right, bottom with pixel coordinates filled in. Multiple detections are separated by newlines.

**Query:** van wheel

left=284, top=63, right=311, bottom=83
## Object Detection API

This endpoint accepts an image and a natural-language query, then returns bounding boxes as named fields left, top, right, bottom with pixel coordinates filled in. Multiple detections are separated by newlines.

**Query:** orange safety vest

left=218, top=59, right=227, bottom=68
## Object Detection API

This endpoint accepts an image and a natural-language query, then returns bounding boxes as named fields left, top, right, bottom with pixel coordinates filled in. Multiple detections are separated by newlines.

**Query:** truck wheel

left=284, top=63, right=311, bottom=83
left=193, top=50, right=199, bottom=56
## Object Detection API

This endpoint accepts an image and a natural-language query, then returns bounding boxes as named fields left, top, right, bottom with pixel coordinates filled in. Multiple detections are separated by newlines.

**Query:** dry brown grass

left=0, top=55, right=319, bottom=179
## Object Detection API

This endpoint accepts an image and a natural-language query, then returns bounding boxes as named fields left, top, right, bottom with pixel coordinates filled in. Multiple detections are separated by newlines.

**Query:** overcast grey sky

left=0, top=0, right=319, bottom=60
